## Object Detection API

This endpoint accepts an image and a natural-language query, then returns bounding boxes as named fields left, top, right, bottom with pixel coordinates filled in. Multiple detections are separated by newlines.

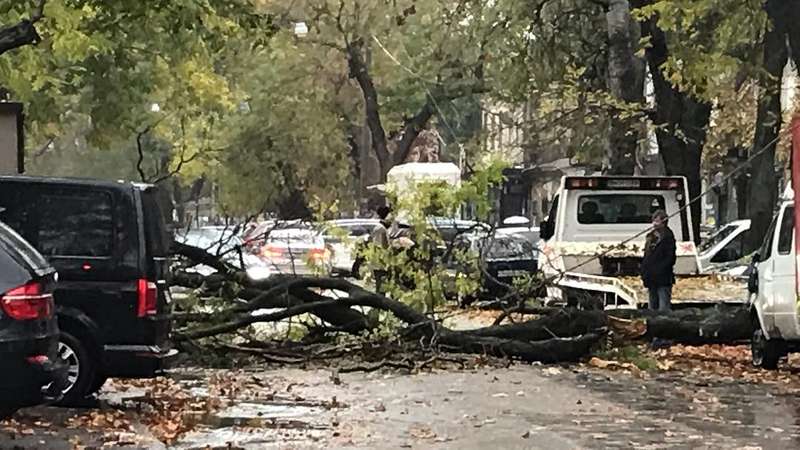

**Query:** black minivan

left=0, top=176, right=174, bottom=404
left=0, top=219, right=65, bottom=417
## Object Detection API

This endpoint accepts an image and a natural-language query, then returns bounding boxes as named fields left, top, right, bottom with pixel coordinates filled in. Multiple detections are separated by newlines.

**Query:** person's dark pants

left=374, top=270, right=388, bottom=294
left=648, top=286, right=672, bottom=311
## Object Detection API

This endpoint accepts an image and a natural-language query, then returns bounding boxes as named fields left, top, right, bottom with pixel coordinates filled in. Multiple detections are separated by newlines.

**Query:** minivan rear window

left=39, top=190, right=114, bottom=257
left=577, top=195, right=665, bottom=224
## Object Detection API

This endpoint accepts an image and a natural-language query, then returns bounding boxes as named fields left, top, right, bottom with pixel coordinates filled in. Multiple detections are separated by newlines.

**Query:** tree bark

left=642, top=18, right=711, bottom=243
left=746, top=0, right=789, bottom=252
left=608, top=306, right=751, bottom=344
left=605, top=0, right=645, bottom=175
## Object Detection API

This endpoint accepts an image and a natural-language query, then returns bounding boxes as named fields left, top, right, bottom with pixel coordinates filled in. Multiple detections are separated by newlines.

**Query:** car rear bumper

left=102, top=344, right=178, bottom=378
left=0, top=352, right=67, bottom=407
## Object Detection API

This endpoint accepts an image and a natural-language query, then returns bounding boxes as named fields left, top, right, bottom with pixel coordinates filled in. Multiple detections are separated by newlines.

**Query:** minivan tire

left=54, top=331, right=96, bottom=405
left=751, top=328, right=781, bottom=370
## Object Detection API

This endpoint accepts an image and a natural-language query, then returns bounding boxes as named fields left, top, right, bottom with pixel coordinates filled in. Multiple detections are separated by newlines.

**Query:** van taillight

left=654, top=178, right=681, bottom=189
left=1, top=282, right=53, bottom=320
left=137, top=279, right=158, bottom=317
left=566, top=178, right=599, bottom=189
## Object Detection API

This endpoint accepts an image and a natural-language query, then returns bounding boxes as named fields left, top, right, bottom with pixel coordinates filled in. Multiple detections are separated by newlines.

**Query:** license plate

left=497, top=270, right=528, bottom=278
left=607, top=179, right=641, bottom=188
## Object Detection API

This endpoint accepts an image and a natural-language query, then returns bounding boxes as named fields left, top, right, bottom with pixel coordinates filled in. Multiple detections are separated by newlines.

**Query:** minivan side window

left=778, top=206, right=794, bottom=255
left=38, top=190, right=114, bottom=257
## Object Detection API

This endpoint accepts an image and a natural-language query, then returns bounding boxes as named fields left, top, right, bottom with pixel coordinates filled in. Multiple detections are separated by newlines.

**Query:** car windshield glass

left=699, top=224, right=737, bottom=253
left=577, top=194, right=665, bottom=224
left=179, top=229, right=242, bottom=255
left=477, top=235, right=537, bottom=259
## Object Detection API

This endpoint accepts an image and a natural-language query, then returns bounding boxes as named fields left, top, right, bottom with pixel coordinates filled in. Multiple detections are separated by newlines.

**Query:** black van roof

left=0, top=175, right=155, bottom=191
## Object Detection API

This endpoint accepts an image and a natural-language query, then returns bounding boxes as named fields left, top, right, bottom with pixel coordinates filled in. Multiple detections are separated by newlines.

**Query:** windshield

left=699, top=224, right=738, bottom=253
left=178, top=228, right=243, bottom=255
left=577, top=194, right=665, bottom=224
left=469, top=235, right=537, bottom=259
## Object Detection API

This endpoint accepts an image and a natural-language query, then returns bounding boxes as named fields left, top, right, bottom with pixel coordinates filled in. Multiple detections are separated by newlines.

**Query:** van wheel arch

left=55, top=312, right=103, bottom=404
left=56, top=310, right=103, bottom=362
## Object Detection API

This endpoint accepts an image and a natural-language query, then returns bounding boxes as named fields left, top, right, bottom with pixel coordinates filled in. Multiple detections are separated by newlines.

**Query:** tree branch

left=0, top=0, right=47, bottom=56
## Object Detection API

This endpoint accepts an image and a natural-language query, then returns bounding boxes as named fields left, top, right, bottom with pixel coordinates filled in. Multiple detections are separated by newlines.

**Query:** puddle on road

left=177, top=399, right=331, bottom=449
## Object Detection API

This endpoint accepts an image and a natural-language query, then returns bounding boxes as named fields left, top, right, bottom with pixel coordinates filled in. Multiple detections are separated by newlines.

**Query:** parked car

left=322, top=219, right=379, bottom=276
left=698, top=219, right=751, bottom=274
left=0, top=176, right=176, bottom=404
left=0, top=219, right=66, bottom=418
left=176, top=227, right=272, bottom=280
left=445, top=231, right=540, bottom=302
left=258, top=222, right=331, bottom=275
left=429, top=217, right=489, bottom=245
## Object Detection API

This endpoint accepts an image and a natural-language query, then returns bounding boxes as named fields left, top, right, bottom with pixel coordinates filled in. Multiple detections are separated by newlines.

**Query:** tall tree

left=605, top=0, right=645, bottom=175
left=640, top=16, right=711, bottom=243
left=746, top=0, right=791, bottom=250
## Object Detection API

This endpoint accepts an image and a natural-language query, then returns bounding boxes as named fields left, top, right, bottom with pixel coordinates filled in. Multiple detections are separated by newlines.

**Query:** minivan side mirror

left=751, top=251, right=760, bottom=264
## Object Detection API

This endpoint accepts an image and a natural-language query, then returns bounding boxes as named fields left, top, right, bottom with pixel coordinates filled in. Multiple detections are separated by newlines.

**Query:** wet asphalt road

left=1, top=365, right=799, bottom=449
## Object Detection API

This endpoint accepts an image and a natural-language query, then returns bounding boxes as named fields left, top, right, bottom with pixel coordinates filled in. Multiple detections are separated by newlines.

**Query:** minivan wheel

left=54, top=331, right=96, bottom=405
left=751, top=328, right=781, bottom=370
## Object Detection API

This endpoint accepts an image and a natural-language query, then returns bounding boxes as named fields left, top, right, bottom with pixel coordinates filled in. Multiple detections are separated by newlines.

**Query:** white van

left=749, top=193, right=799, bottom=368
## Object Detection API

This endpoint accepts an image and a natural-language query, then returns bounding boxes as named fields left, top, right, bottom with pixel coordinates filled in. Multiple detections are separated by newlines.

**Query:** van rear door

left=559, top=177, right=693, bottom=243
left=137, top=186, right=172, bottom=345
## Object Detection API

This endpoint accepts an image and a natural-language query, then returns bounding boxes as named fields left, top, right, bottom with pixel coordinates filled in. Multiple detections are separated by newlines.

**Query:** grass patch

left=595, top=345, right=659, bottom=371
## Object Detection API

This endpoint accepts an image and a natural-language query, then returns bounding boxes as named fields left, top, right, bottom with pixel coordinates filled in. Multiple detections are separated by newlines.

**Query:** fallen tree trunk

left=607, top=306, right=752, bottom=344
left=171, top=244, right=751, bottom=365
left=467, top=309, right=607, bottom=341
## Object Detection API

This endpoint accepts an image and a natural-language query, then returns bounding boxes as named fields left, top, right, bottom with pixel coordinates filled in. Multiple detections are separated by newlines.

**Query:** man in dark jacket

left=641, top=209, right=676, bottom=311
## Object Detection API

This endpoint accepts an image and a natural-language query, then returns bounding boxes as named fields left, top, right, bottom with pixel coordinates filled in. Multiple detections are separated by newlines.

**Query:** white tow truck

left=539, top=175, right=747, bottom=309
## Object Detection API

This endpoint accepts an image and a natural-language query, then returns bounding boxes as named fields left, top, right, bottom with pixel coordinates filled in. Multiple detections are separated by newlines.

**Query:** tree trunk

left=608, top=306, right=751, bottom=344
left=642, top=18, right=711, bottom=243
left=605, top=0, right=645, bottom=175
left=746, top=1, right=789, bottom=252
left=346, top=40, right=392, bottom=180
